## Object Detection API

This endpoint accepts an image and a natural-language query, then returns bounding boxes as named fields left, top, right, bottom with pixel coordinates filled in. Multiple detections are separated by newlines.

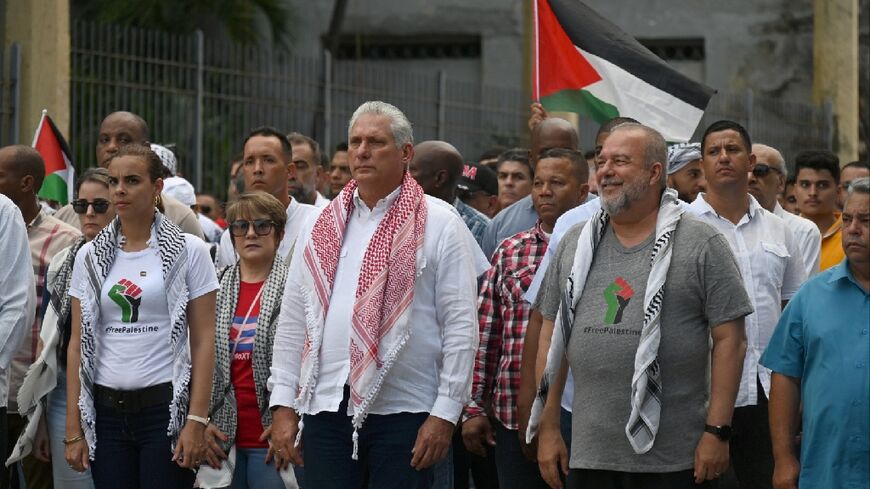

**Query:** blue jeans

left=301, top=388, right=433, bottom=489
left=229, top=447, right=284, bottom=489
left=47, top=372, right=95, bottom=488
left=494, top=422, right=549, bottom=489
left=90, top=400, right=194, bottom=489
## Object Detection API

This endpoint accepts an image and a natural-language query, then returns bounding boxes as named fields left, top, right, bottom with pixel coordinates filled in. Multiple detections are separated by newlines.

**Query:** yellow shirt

left=818, top=213, right=844, bottom=271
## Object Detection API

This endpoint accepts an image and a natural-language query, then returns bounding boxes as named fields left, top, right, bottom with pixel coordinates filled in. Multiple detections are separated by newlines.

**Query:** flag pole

left=31, top=109, right=47, bottom=147
left=532, top=0, right=540, bottom=102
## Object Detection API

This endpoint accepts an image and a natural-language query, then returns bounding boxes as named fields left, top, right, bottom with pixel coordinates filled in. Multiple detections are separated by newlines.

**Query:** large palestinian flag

left=534, top=0, right=715, bottom=142
left=33, top=111, right=75, bottom=205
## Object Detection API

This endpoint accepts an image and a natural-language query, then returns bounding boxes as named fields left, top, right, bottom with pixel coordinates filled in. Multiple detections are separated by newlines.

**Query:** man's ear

left=21, top=174, right=35, bottom=193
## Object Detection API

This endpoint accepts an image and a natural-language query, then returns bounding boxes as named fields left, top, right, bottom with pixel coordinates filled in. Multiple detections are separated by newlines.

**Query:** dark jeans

left=301, top=388, right=433, bottom=489
left=494, top=422, right=549, bottom=489
left=90, top=401, right=194, bottom=489
left=452, top=428, right=498, bottom=489
left=730, top=378, right=774, bottom=489
left=561, top=407, right=572, bottom=454
left=566, top=468, right=717, bottom=489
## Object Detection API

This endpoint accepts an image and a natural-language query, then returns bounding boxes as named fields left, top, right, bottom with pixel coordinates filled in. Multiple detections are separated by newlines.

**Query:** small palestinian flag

left=33, top=110, right=75, bottom=205
left=533, top=0, right=715, bottom=142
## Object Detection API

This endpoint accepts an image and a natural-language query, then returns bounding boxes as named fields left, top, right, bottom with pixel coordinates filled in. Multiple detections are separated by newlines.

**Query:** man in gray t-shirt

left=533, top=123, right=752, bottom=489
left=537, top=215, right=752, bottom=473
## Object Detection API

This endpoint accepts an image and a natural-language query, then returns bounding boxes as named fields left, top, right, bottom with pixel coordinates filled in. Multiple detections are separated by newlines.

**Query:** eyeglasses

left=229, top=219, right=275, bottom=237
left=71, top=199, right=111, bottom=214
left=752, top=164, right=783, bottom=178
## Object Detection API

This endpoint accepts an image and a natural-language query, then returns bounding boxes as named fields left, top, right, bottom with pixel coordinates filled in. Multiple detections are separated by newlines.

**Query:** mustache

left=600, top=177, right=623, bottom=186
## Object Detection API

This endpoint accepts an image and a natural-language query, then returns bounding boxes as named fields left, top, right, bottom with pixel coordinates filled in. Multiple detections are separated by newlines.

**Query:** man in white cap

left=666, top=143, right=706, bottom=204
left=162, top=173, right=223, bottom=243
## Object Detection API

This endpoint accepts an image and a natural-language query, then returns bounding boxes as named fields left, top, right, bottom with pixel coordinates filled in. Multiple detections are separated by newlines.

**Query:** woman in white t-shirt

left=64, top=144, right=219, bottom=489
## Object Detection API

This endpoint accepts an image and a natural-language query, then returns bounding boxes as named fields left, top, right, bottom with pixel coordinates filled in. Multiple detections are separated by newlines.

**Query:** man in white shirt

left=268, top=101, right=485, bottom=488
left=215, top=127, right=318, bottom=267
left=287, top=132, right=329, bottom=208
left=750, top=144, right=821, bottom=276
left=688, top=120, right=806, bottom=489
left=0, top=194, right=34, bottom=473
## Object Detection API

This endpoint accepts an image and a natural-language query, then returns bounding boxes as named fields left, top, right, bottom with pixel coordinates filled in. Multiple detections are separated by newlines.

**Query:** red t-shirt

left=229, top=280, right=268, bottom=448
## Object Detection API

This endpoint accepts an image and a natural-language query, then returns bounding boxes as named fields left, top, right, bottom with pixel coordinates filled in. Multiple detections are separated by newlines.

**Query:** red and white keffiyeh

left=295, top=171, right=427, bottom=457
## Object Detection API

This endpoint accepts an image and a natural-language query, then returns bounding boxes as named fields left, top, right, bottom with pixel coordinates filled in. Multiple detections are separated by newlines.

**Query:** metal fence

left=71, top=20, right=832, bottom=198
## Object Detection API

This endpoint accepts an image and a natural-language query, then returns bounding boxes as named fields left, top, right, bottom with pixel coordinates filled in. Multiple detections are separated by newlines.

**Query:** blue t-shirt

left=761, top=260, right=870, bottom=489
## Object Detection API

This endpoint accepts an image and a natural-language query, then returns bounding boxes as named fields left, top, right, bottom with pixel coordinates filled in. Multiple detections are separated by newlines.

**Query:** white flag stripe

left=580, top=48, right=705, bottom=142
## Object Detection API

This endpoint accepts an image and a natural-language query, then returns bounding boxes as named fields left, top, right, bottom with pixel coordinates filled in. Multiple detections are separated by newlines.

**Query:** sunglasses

left=71, top=199, right=111, bottom=214
left=199, top=205, right=212, bottom=214
left=229, top=219, right=275, bottom=237
left=752, top=164, right=783, bottom=178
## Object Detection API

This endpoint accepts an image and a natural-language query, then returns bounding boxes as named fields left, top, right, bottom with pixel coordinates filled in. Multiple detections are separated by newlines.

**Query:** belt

left=94, top=382, right=173, bottom=414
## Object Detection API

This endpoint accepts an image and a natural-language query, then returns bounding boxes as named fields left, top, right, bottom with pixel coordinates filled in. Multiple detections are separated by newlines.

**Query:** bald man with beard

left=480, top=118, right=580, bottom=258
left=410, top=141, right=491, bottom=248
left=54, top=111, right=204, bottom=239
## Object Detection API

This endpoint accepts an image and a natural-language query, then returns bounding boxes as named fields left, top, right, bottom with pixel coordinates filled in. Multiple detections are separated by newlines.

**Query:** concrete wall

left=3, top=0, right=70, bottom=141
left=286, top=0, right=526, bottom=92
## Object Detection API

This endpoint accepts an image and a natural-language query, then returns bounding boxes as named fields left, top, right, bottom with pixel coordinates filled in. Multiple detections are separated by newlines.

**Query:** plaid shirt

left=455, top=198, right=490, bottom=249
left=465, top=221, right=548, bottom=429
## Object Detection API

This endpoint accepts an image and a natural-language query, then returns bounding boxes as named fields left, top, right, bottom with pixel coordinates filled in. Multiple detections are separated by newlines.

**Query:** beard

left=600, top=174, right=650, bottom=215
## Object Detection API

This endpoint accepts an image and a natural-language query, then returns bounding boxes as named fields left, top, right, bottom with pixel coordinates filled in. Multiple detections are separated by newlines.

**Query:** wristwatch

left=704, top=424, right=733, bottom=441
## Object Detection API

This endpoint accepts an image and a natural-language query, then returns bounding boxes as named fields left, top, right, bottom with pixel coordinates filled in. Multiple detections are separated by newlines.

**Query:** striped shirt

left=465, top=221, right=548, bottom=429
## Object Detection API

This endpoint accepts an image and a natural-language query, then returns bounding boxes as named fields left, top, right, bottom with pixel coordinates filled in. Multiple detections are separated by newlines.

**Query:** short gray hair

left=752, top=143, right=787, bottom=178
left=609, top=122, right=668, bottom=189
left=348, top=101, right=414, bottom=149
left=846, top=177, right=870, bottom=205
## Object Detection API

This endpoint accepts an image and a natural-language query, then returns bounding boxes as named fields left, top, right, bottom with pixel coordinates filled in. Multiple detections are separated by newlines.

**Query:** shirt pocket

left=752, top=241, right=789, bottom=290
left=503, top=264, right=537, bottom=304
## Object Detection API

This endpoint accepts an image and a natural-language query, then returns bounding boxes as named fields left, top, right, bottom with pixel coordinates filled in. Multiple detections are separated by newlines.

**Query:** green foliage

left=73, top=0, right=294, bottom=47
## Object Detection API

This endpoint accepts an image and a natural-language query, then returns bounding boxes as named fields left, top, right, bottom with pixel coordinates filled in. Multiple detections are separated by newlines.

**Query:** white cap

left=162, top=176, right=196, bottom=207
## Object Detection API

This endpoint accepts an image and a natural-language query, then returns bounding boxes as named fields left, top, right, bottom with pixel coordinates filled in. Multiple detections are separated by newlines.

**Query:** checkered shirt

left=455, top=198, right=490, bottom=249
left=464, top=220, right=548, bottom=429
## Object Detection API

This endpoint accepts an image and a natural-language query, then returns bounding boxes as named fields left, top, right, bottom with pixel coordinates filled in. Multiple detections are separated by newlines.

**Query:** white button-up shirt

left=688, top=193, right=806, bottom=407
left=270, top=187, right=488, bottom=423
left=773, top=202, right=821, bottom=277
left=0, top=195, right=35, bottom=408
left=216, top=198, right=319, bottom=267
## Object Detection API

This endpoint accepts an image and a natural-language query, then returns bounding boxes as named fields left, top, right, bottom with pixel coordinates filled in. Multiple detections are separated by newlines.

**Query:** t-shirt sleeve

left=700, top=233, right=754, bottom=327
left=68, top=243, right=91, bottom=300
left=184, top=235, right=220, bottom=300
left=534, top=224, right=582, bottom=320
left=760, top=294, right=805, bottom=379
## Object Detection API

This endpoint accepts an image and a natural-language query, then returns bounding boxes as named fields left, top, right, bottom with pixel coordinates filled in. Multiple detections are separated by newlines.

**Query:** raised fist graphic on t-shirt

left=108, top=278, right=143, bottom=323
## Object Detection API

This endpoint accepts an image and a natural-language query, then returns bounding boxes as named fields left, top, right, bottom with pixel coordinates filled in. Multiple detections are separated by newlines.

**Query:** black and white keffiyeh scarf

left=8, top=237, right=85, bottom=465
left=77, top=212, right=191, bottom=458
left=209, top=257, right=288, bottom=447
left=526, top=188, right=684, bottom=454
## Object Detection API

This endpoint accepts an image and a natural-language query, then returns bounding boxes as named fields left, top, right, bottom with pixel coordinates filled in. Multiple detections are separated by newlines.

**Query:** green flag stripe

left=37, top=173, right=69, bottom=204
left=541, top=88, right=619, bottom=123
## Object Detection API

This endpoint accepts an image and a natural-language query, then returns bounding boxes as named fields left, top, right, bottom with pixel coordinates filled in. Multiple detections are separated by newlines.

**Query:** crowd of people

left=0, top=99, right=866, bottom=489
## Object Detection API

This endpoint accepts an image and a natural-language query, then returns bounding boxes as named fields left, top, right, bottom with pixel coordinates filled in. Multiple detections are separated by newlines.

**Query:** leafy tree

left=73, top=0, right=294, bottom=47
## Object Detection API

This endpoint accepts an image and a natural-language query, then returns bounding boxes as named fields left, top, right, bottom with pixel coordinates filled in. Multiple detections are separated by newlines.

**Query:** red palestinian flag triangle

left=32, top=111, right=75, bottom=205
left=533, top=0, right=715, bottom=142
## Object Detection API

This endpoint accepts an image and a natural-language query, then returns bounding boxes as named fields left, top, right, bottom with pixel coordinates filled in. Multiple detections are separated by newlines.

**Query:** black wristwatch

left=704, top=424, right=733, bottom=441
